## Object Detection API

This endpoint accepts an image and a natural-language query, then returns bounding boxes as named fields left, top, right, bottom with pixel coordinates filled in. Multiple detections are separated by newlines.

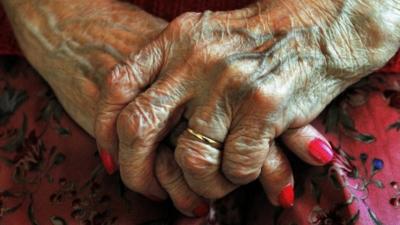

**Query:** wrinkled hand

left=95, top=59, right=332, bottom=215
left=94, top=0, right=400, bottom=216
left=2, top=0, right=340, bottom=218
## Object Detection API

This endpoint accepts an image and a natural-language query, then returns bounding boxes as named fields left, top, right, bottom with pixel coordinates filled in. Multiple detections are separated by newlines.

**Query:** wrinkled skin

left=2, top=0, right=335, bottom=217
left=0, top=0, right=167, bottom=133
left=94, top=0, right=400, bottom=211
left=2, top=0, right=400, bottom=218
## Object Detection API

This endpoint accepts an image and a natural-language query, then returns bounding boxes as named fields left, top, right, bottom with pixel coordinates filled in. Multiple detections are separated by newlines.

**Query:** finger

left=175, top=101, right=237, bottom=199
left=222, top=88, right=281, bottom=185
left=116, top=77, right=187, bottom=200
left=156, top=144, right=209, bottom=217
left=259, top=142, right=294, bottom=208
left=94, top=39, right=165, bottom=174
left=281, top=125, right=334, bottom=166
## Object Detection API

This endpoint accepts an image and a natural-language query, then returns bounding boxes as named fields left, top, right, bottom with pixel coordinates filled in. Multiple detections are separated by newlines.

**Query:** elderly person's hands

left=4, top=0, right=399, bottom=219
left=2, top=0, right=328, bottom=217
left=94, top=0, right=400, bottom=213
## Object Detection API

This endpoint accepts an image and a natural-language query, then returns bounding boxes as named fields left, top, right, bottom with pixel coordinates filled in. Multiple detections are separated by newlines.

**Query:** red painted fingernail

left=278, top=184, right=294, bottom=208
left=193, top=202, right=209, bottom=217
left=308, top=138, right=334, bottom=164
left=99, top=150, right=117, bottom=175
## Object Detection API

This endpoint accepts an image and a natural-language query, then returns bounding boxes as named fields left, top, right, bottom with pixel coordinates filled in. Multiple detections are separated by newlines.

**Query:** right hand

left=94, top=50, right=335, bottom=216
left=94, top=0, right=399, bottom=216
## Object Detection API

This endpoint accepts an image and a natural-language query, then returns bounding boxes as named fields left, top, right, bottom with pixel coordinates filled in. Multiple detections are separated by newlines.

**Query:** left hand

left=95, top=0, right=400, bottom=209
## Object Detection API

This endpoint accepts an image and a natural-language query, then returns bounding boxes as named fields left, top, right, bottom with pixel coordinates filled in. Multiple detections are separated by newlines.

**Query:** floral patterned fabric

left=1, top=1, right=400, bottom=225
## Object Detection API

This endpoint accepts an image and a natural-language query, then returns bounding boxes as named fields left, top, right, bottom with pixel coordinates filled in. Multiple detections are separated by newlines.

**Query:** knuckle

left=105, top=63, right=129, bottom=89
left=215, top=66, right=252, bottom=103
left=263, top=163, right=291, bottom=182
left=158, top=170, right=181, bottom=189
left=176, top=146, right=215, bottom=179
left=225, top=167, right=260, bottom=184
left=223, top=137, right=267, bottom=183
left=219, top=61, right=249, bottom=86
left=189, top=111, right=229, bottom=142
left=222, top=54, right=260, bottom=75
left=167, top=12, right=202, bottom=36
left=219, top=52, right=268, bottom=87
left=95, top=104, right=117, bottom=124
left=178, top=153, right=210, bottom=178
left=221, top=74, right=248, bottom=92
left=125, top=54, right=151, bottom=87
left=102, top=63, right=140, bottom=101
left=116, top=109, right=141, bottom=144
left=117, top=116, right=154, bottom=150
left=116, top=98, right=157, bottom=142
left=216, top=62, right=289, bottom=109
left=155, top=153, right=181, bottom=186
left=263, top=150, right=291, bottom=179
left=222, top=152, right=262, bottom=184
left=249, top=86, right=286, bottom=109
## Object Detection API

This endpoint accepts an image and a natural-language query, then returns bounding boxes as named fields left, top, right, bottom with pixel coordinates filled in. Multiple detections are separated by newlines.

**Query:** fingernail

left=147, top=194, right=164, bottom=202
left=278, top=184, right=294, bottom=208
left=193, top=202, right=209, bottom=217
left=99, top=150, right=117, bottom=175
left=308, top=138, right=334, bottom=164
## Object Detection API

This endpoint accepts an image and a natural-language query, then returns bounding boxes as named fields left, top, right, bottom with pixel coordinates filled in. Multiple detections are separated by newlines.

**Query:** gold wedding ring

left=186, top=128, right=222, bottom=148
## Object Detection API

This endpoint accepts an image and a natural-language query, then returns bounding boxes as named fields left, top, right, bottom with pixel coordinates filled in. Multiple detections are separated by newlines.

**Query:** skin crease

left=2, top=0, right=399, bottom=217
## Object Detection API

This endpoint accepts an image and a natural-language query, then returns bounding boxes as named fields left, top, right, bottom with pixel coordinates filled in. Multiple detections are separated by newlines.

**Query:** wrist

left=251, top=0, right=399, bottom=73
left=2, top=0, right=167, bottom=135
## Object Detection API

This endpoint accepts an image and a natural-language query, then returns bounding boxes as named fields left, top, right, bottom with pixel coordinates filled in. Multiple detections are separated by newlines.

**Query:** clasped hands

left=92, top=0, right=399, bottom=217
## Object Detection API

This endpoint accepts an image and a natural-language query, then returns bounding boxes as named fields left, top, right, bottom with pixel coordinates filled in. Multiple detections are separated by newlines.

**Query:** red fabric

left=0, top=6, right=21, bottom=56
